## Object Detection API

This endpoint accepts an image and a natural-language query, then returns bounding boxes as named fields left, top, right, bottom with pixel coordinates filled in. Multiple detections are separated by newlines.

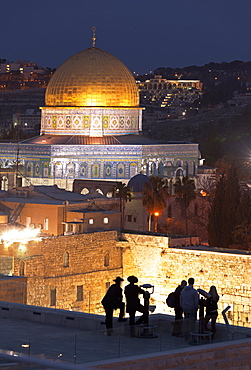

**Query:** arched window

left=54, top=162, right=63, bottom=178
left=96, top=188, right=104, bottom=195
left=66, top=163, right=75, bottom=178
left=176, top=169, right=184, bottom=177
left=63, top=252, right=69, bottom=267
left=81, top=188, right=89, bottom=195
left=158, top=162, right=164, bottom=175
left=104, top=252, right=109, bottom=267
left=19, top=261, right=25, bottom=276
left=1, top=176, right=8, bottom=191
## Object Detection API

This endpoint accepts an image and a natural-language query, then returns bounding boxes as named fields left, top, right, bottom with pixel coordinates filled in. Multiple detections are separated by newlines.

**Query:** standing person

left=180, top=277, right=199, bottom=341
left=172, top=280, right=187, bottom=337
left=101, top=276, right=126, bottom=335
left=124, top=275, right=147, bottom=334
left=202, top=286, right=219, bottom=334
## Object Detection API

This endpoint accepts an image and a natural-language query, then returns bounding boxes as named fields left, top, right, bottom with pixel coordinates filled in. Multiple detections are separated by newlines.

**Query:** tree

left=221, top=165, right=240, bottom=246
left=232, top=191, right=251, bottom=249
left=142, top=176, right=169, bottom=232
left=173, top=176, right=196, bottom=235
left=208, top=165, right=241, bottom=247
left=207, top=175, right=225, bottom=247
left=114, top=182, right=131, bottom=230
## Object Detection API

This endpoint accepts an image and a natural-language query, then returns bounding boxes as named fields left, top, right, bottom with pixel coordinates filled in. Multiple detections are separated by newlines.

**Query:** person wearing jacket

left=101, top=276, right=127, bottom=335
left=172, top=280, right=187, bottom=337
left=198, top=285, right=219, bottom=334
left=180, top=277, right=199, bottom=340
left=124, top=275, right=147, bottom=336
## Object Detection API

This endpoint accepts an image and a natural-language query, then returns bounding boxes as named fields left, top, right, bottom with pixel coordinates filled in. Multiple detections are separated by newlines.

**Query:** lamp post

left=154, top=212, right=159, bottom=233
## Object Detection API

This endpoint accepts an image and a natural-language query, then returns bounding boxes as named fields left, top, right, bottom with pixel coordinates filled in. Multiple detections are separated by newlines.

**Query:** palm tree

left=174, top=176, right=196, bottom=235
left=114, top=182, right=131, bottom=230
left=142, top=176, right=169, bottom=232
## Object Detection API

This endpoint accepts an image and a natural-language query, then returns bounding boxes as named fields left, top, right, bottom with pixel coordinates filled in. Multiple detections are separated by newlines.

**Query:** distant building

left=13, top=109, right=41, bottom=133
left=0, top=185, right=121, bottom=236
left=138, top=75, right=203, bottom=122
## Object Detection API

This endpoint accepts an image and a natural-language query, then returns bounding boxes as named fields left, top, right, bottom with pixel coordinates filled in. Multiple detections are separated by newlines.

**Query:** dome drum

left=43, top=47, right=142, bottom=136
left=41, top=107, right=142, bottom=136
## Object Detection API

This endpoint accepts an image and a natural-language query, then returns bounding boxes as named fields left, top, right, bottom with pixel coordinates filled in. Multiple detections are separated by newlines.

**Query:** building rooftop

left=0, top=301, right=250, bottom=368
left=0, top=185, right=107, bottom=206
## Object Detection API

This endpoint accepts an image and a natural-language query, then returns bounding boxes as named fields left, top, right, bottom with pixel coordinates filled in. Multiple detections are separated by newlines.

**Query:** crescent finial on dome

left=92, top=26, right=96, bottom=48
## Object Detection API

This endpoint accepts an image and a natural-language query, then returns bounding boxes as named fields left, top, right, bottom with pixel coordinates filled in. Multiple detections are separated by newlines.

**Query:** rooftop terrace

left=0, top=302, right=250, bottom=369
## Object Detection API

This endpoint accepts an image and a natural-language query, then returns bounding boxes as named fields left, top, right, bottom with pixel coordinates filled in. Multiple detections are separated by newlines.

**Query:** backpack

left=166, top=292, right=175, bottom=308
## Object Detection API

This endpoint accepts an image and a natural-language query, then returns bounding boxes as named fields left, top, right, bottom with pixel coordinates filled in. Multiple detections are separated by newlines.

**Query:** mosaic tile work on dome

left=45, top=48, right=139, bottom=108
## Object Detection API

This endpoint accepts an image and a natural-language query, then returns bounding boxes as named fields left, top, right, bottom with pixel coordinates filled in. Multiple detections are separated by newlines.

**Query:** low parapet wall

left=0, top=301, right=104, bottom=331
left=88, top=338, right=251, bottom=369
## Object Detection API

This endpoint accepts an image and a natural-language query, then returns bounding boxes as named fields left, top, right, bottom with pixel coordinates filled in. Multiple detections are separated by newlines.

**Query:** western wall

left=0, top=231, right=250, bottom=328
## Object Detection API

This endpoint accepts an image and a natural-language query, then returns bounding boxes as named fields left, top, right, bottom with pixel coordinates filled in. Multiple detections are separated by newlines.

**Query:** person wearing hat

left=101, top=276, right=127, bottom=334
left=124, top=276, right=147, bottom=332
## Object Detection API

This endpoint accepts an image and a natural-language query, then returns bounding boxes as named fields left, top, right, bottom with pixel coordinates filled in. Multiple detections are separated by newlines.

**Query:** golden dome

left=45, top=47, right=139, bottom=107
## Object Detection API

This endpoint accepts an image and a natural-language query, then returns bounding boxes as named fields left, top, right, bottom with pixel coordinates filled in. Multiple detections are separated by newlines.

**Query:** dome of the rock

left=45, top=47, right=139, bottom=107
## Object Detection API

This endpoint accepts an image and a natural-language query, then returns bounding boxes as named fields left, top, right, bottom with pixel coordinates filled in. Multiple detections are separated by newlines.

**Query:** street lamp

left=154, top=212, right=159, bottom=232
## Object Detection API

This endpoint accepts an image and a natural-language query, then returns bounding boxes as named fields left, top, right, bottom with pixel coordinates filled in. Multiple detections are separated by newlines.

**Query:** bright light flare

left=0, top=228, right=41, bottom=247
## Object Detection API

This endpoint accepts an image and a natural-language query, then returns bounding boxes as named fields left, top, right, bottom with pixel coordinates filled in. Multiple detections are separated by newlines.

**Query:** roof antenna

left=92, top=26, right=96, bottom=47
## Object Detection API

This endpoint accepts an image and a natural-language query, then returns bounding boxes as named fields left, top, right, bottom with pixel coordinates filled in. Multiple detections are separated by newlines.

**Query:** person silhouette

left=198, top=285, right=219, bottom=335
left=124, top=275, right=147, bottom=335
left=180, top=277, right=199, bottom=340
left=172, top=280, right=187, bottom=337
left=101, top=276, right=126, bottom=335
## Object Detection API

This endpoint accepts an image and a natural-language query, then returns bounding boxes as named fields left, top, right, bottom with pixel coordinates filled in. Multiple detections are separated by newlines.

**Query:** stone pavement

left=0, top=315, right=249, bottom=367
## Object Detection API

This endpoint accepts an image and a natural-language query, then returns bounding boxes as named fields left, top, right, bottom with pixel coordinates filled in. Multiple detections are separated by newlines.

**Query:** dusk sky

left=2, top=0, right=251, bottom=74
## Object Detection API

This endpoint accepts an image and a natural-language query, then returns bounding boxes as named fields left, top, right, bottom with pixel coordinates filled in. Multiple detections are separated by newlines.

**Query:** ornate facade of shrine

left=0, top=40, right=199, bottom=190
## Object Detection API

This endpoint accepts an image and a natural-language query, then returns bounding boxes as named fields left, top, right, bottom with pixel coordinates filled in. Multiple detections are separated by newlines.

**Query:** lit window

left=44, top=218, right=49, bottom=230
left=26, top=217, right=31, bottom=227
left=89, top=219, right=94, bottom=224
left=77, top=285, right=83, bottom=301
left=50, top=289, right=56, bottom=306
left=19, top=261, right=25, bottom=276
left=104, top=252, right=109, bottom=267
left=103, top=217, right=109, bottom=224
left=63, top=252, right=69, bottom=267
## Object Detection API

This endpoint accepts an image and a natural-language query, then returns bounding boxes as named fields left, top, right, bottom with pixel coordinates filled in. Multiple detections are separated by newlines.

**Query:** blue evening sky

left=1, top=0, right=251, bottom=74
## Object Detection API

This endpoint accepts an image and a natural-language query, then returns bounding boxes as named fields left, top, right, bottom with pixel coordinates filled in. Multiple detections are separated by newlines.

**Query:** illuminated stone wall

left=121, top=233, right=251, bottom=328
left=12, top=231, right=123, bottom=314
left=2, top=231, right=250, bottom=328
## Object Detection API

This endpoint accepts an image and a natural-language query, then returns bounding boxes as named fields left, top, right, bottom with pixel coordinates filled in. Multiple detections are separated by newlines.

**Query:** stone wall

left=12, top=231, right=123, bottom=314
left=0, top=231, right=251, bottom=327
left=121, top=233, right=251, bottom=327
left=90, top=338, right=251, bottom=369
